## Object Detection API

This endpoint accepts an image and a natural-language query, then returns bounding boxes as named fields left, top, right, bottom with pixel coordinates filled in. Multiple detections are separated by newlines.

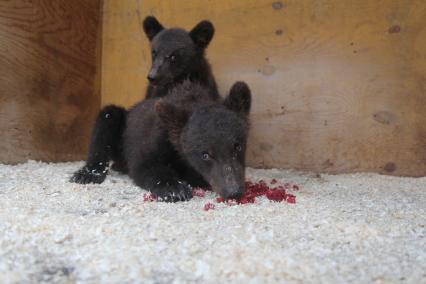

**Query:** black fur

left=143, top=16, right=164, bottom=41
left=124, top=81, right=251, bottom=202
left=71, top=81, right=252, bottom=203
left=189, top=20, right=215, bottom=49
left=143, top=16, right=218, bottom=99
left=70, top=105, right=127, bottom=184
left=224, top=82, right=252, bottom=117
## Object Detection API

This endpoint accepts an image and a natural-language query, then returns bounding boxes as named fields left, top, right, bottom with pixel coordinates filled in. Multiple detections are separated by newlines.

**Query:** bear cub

left=124, top=81, right=251, bottom=202
left=72, top=80, right=252, bottom=202
left=143, top=16, right=218, bottom=99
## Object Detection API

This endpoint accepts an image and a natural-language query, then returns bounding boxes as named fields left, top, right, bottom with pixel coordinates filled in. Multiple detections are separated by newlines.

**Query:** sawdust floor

left=0, top=161, right=425, bottom=283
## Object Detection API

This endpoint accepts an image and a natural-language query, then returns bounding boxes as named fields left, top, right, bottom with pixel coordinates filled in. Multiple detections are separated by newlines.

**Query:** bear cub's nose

left=223, top=187, right=244, bottom=200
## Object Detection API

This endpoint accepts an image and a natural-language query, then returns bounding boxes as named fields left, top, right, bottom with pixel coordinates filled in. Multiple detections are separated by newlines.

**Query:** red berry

left=266, top=189, right=286, bottom=202
left=204, top=203, right=215, bottom=211
left=286, top=194, right=296, bottom=204
left=292, top=185, right=299, bottom=191
left=216, top=197, right=225, bottom=203
left=271, top=178, right=277, bottom=184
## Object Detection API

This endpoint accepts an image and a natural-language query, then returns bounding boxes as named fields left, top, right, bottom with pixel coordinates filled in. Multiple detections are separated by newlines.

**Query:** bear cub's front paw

left=70, top=166, right=107, bottom=184
left=153, top=180, right=193, bottom=202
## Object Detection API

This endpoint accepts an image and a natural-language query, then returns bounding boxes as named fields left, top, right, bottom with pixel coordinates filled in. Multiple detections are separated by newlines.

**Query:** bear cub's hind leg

left=71, top=105, right=127, bottom=184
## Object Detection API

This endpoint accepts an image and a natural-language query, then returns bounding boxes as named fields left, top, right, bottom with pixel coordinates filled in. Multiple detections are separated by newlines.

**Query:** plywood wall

left=0, top=0, right=101, bottom=163
left=101, top=0, right=426, bottom=176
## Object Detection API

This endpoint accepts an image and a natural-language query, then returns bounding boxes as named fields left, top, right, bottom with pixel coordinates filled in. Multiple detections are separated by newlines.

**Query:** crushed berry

left=213, top=179, right=298, bottom=205
left=286, top=194, right=296, bottom=204
left=143, top=193, right=157, bottom=202
left=192, top=188, right=206, bottom=197
left=216, top=197, right=225, bottom=203
left=204, top=203, right=215, bottom=211
left=265, top=188, right=287, bottom=202
left=239, top=194, right=256, bottom=204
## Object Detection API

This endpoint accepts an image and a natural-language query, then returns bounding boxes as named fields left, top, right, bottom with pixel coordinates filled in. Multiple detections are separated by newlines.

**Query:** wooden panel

left=0, top=0, right=101, bottom=163
left=101, top=0, right=426, bottom=176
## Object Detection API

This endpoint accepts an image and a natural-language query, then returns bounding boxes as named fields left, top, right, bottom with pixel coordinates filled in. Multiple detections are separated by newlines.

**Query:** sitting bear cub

left=72, top=80, right=251, bottom=202
left=142, top=16, right=218, bottom=99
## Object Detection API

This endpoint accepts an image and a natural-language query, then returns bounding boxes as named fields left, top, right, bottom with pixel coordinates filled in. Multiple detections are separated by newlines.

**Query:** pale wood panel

left=0, top=0, right=101, bottom=163
left=101, top=0, right=426, bottom=176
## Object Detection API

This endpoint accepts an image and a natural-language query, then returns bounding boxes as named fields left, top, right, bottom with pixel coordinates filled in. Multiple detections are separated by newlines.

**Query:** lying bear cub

left=71, top=81, right=251, bottom=202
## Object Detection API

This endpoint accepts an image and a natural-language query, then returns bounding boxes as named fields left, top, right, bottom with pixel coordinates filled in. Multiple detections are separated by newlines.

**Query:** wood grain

left=0, top=0, right=101, bottom=163
left=101, top=0, right=426, bottom=176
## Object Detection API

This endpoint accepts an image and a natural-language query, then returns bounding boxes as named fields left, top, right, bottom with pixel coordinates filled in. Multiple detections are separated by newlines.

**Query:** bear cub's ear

left=155, top=100, right=189, bottom=136
left=143, top=16, right=164, bottom=41
left=189, top=20, right=215, bottom=49
left=224, top=81, right=252, bottom=117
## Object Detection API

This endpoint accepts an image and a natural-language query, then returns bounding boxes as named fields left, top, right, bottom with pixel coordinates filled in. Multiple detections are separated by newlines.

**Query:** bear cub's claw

left=154, top=181, right=193, bottom=203
left=70, top=166, right=107, bottom=184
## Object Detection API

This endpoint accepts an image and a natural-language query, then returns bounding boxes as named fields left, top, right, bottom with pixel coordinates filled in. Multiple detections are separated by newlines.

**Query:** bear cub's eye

left=202, top=152, right=210, bottom=161
left=169, top=54, right=176, bottom=62
left=235, top=144, right=242, bottom=152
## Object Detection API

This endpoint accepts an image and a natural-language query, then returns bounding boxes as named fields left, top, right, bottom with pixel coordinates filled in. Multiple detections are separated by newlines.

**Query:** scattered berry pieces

left=213, top=179, right=299, bottom=206
left=147, top=178, right=299, bottom=210
left=204, top=203, right=215, bottom=211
